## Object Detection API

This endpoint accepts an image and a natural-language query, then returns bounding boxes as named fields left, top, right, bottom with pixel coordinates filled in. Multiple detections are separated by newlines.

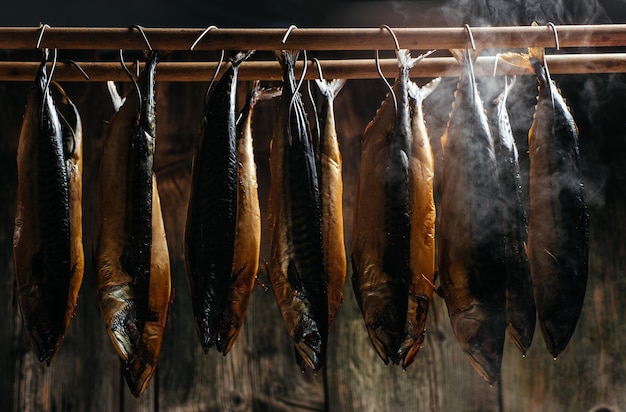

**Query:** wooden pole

left=1, top=54, right=626, bottom=81
left=0, top=24, right=625, bottom=51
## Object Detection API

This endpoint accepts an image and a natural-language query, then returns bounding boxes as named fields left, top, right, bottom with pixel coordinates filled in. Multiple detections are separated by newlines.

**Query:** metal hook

left=65, top=60, right=90, bottom=80
left=380, top=24, right=400, bottom=51
left=36, top=23, right=50, bottom=49
left=375, top=49, right=397, bottom=113
left=190, top=25, right=218, bottom=51
left=492, top=53, right=502, bottom=77
left=44, top=48, right=58, bottom=94
left=119, top=49, right=141, bottom=102
left=546, top=22, right=560, bottom=50
left=204, top=49, right=225, bottom=104
left=311, top=58, right=324, bottom=81
left=281, top=25, right=298, bottom=44
left=130, top=24, right=153, bottom=51
left=464, top=24, right=476, bottom=51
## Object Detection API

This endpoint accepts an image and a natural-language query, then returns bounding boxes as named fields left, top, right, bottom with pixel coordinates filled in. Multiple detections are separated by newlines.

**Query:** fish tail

left=274, top=50, right=300, bottom=67
left=314, top=78, right=346, bottom=100
left=232, top=50, right=255, bottom=68
left=107, top=81, right=125, bottom=112
left=408, top=77, right=441, bottom=104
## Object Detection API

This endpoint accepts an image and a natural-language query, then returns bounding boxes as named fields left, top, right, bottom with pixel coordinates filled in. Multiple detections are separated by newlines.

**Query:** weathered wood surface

left=0, top=68, right=625, bottom=411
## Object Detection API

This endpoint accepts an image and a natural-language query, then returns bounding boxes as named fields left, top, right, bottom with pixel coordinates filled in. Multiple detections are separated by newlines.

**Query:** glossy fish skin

left=14, top=62, right=83, bottom=365
left=352, top=50, right=413, bottom=365
left=398, top=78, right=439, bottom=369
left=185, top=51, right=253, bottom=353
left=527, top=56, right=588, bottom=358
left=216, top=81, right=269, bottom=355
left=314, top=78, right=347, bottom=330
left=438, top=50, right=506, bottom=384
left=96, top=51, right=171, bottom=397
left=487, top=76, right=536, bottom=355
left=268, top=50, right=328, bottom=371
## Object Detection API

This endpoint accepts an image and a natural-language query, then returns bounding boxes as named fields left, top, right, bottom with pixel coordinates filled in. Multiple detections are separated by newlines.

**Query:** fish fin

left=440, top=127, right=449, bottom=153
left=107, top=81, right=126, bottom=112
left=258, top=86, right=282, bottom=101
left=528, top=46, right=545, bottom=64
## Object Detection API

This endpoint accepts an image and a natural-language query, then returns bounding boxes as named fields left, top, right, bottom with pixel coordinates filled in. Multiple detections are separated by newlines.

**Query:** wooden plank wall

left=0, top=67, right=625, bottom=411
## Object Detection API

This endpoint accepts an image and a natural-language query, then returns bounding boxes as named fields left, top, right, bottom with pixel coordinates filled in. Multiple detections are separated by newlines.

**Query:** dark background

left=2, top=1, right=626, bottom=411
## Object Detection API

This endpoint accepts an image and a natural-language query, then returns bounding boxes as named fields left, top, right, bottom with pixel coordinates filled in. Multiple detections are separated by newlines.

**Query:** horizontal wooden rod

left=1, top=54, right=624, bottom=82
left=1, top=24, right=625, bottom=51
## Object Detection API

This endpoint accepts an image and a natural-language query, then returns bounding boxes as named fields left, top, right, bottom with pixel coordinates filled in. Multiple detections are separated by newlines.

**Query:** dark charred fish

left=313, top=78, right=347, bottom=330
left=185, top=51, right=254, bottom=353
left=504, top=47, right=589, bottom=358
left=352, top=50, right=427, bottom=365
left=268, top=50, right=328, bottom=371
left=438, top=49, right=506, bottom=384
left=487, top=75, right=536, bottom=355
left=217, top=81, right=278, bottom=355
left=14, top=55, right=84, bottom=365
left=397, top=77, right=440, bottom=369
left=95, top=51, right=171, bottom=397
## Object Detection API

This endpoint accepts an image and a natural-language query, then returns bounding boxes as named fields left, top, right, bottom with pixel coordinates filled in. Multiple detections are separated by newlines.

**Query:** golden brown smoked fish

left=14, top=56, right=84, bottom=365
left=352, top=50, right=426, bottom=365
left=438, top=50, right=506, bottom=384
left=313, top=78, right=347, bottom=330
left=525, top=48, right=588, bottom=357
left=185, top=51, right=254, bottom=353
left=487, top=76, right=536, bottom=355
left=95, top=51, right=171, bottom=397
left=397, top=78, right=439, bottom=368
left=268, top=50, right=328, bottom=371
left=217, top=81, right=278, bottom=355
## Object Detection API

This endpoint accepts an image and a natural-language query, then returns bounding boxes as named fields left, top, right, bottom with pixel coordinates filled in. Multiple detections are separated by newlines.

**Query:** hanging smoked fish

left=438, top=49, right=506, bottom=384
left=503, top=47, right=589, bottom=357
left=398, top=77, right=440, bottom=368
left=95, top=51, right=171, bottom=397
left=185, top=51, right=255, bottom=354
left=268, top=50, right=328, bottom=371
left=487, top=76, right=536, bottom=355
left=14, top=50, right=84, bottom=365
left=216, top=80, right=278, bottom=355
left=352, top=50, right=432, bottom=366
left=313, top=78, right=347, bottom=330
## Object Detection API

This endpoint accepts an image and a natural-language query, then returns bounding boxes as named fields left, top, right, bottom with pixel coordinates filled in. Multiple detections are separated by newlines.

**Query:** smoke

left=438, top=0, right=611, bottom=26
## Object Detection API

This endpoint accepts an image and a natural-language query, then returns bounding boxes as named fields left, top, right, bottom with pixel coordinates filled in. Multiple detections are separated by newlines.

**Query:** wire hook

left=546, top=22, right=560, bottom=50
left=464, top=24, right=476, bottom=51
left=492, top=53, right=502, bottom=77
left=130, top=24, right=153, bottom=51
left=36, top=23, right=50, bottom=49
left=311, top=58, right=324, bottom=81
left=190, top=25, right=218, bottom=51
left=65, top=60, right=90, bottom=80
left=281, top=25, right=298, bottom=44
left=375, top=49, right=397, bottom=113
left=119, top=49, right=141, bottom=102
left=380, top=24, right=401, bottom=51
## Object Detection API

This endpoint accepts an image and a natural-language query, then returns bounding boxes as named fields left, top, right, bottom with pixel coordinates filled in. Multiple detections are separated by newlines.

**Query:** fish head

left=293, top=312, right=324, bottom=371
left=450, top=306, right=504, bottom=385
